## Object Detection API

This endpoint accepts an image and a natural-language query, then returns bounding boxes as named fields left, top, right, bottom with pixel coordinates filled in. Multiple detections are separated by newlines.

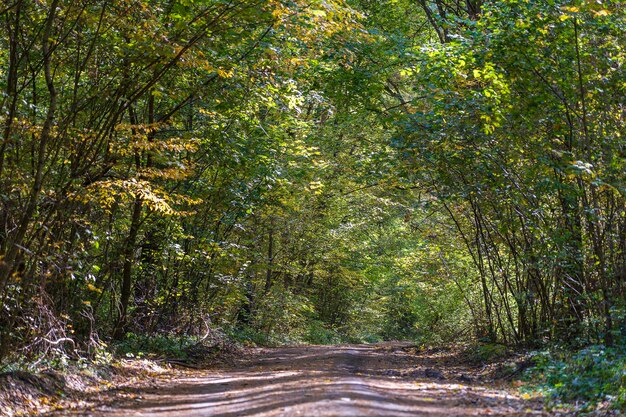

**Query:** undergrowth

left=524, top=343, right=626, bottom=414
left=227, top=320, right=346, bottom=346
left=113, top=333, right=202, bottom=359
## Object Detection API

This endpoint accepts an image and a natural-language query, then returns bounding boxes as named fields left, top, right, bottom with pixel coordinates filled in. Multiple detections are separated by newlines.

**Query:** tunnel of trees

left=0, top=0, right=625, bottom=365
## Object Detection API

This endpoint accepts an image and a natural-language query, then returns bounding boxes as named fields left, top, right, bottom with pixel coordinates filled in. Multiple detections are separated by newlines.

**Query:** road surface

left=57, top=344, right=548, bottom=416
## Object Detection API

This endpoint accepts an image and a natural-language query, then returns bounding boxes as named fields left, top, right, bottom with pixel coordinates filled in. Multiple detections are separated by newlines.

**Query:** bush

left=249, top=287, right=314, bottom=344
left=467, top=343, right=509, bottom=363
left=304, top=320, right=342, bottom=345
left=228, top=326, right=273, bottom=347
left=525, top=344, right=626, bottom=413
left=114, top=333, right=199, bottom=359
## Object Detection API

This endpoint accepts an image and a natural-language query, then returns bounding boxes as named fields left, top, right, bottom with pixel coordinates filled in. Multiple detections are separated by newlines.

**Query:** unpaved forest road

left=58, top=344, right=549, bottom=416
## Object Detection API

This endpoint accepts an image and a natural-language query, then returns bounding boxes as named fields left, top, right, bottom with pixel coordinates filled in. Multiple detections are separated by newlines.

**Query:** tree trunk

left=113, top=197, right=143, bottom=339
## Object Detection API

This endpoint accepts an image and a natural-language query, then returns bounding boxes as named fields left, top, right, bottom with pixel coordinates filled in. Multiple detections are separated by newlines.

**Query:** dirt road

left=58, top=344, right=548, bottom=416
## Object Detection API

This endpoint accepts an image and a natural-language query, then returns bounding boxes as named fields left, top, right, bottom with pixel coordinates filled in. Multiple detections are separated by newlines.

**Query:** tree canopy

left=1, top=0, right=625, bottom=373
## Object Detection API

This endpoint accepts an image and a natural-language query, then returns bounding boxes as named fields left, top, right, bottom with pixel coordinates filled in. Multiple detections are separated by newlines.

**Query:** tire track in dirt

left=52, top=344, right=549, bottom=416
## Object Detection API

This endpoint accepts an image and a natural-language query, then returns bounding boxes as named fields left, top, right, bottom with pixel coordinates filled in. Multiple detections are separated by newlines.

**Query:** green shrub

left=304, top=320, right=342, bottom=345
left=249, top=287, right=314, bottom=344
left=227, top=326, right=273, bottom=347
left=114, top=333, right=198, bottom=359
left=525, top=344, right=626, bottom=412
left=467, top=343, right=509, bottom=363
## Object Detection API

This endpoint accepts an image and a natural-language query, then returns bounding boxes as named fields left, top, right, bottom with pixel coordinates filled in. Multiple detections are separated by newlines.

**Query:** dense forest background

left=1, top=0, right=625, bottom=389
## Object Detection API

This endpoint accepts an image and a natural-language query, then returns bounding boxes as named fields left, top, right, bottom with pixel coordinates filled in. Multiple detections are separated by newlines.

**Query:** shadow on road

left=55, top=344, right=547, bottom=417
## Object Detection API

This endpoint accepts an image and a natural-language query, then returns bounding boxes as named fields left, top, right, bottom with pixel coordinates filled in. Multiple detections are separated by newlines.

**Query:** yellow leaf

left=87, top=283, right=103, bottom=294
left=217, top=69, right=233, bottom=78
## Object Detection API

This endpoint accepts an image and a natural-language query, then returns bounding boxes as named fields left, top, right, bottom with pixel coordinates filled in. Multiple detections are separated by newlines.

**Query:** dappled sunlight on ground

left=52, top=344, right=548, bottom=416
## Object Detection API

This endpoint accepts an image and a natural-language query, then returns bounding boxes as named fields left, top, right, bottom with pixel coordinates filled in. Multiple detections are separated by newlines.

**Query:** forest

left=1, top=0, right=625, bottom=414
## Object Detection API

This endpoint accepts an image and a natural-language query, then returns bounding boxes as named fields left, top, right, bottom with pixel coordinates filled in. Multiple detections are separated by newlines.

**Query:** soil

left=45, top=343, right=550, bottom=416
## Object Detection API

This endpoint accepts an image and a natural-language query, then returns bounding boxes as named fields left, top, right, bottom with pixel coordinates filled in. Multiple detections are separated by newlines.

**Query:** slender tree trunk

left=264, top=217, right=274, bottom=293
left=0, top=0, right=59, bottom=295
left=113, top=197, right=143, bottom=339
